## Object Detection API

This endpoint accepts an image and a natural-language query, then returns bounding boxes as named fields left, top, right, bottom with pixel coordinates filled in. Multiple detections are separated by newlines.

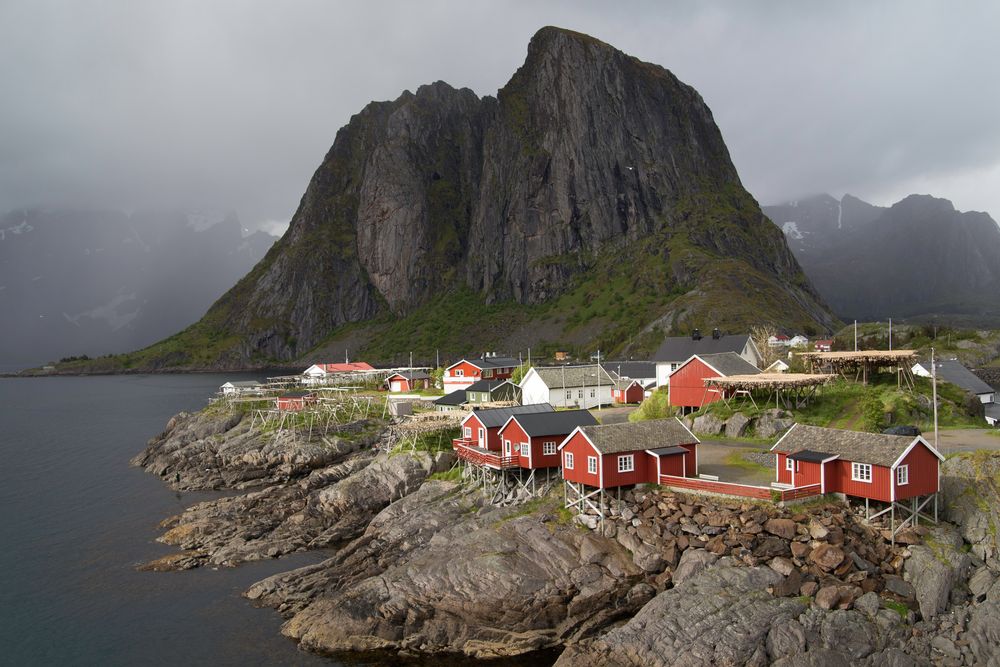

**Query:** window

left=851, top=462, right=872, bottom=483
left=520, top=442, right=528, bottom=457
left=543, top=441, right=556, bottom=456
left=455, top=369, right=464, bottom=377
left=484, top=369, right=492, bottom=378
left=566, top=390, right=572, bottom=400
left=565, top=452, right=574, bottom=469
left=896, top=465, right=909, bottom=486
left=590, top=389, right=595, bottom=398
left=587, top=456, right=597, bottom=474
left=463, top=427, right=471, bottom=439
left=578, top=390, right=583, bottom=399
left=785, top=457, right=793, bottom=471
left=618, top=455, right=635, bottom=473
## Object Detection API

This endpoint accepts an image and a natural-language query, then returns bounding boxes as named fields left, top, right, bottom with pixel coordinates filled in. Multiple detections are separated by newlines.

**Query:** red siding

left=600, top=451, right=653, bottom=488
left=277, top=395, right=315, bottom=411
left=525, top=435, right=564, bottom=469
left=776, top=452, right=792, bottom=485
left=829, top=460, right=892, bottom=502
left=448, top=361, right=483, bottom=382
left=462, top=414, right=503, bottom=451
left=669, top=358, right=723, bottom=409
left=655, top=452, right=686, bottom=477
left=894, top=442, right=939, bottom=500
left=614, top=383, right=644, bottom=404
left=561, top=432, right=602, bottom=487
left=682, top=443, right=698, bottom=477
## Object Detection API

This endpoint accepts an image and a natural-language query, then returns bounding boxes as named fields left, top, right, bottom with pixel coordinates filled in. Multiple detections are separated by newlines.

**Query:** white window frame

left=590, top=389, right=595, bottom=398
left=565, top=390, right=572, bottom=400
left=455, top=369, right=464, bottom=377
left=785, top=457, right=793, bottom=471
left=618, top=455, right=635, bottom=473
left=896, top=465, right=909, bottom=486
left=565, top=452, right=574, bottom=469
left=851, top=462, right=872, bottom=483
left=542, top=441, right=556, bottom=456
left=483, top=369, right=492, bottom=378
left=587, top=456, right=597, bottom=474
left=578, top=389, right=583, bottom=399
left=464, top=426, right=471, bottom=439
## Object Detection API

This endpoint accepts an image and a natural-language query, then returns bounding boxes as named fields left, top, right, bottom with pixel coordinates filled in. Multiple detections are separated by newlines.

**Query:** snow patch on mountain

left=781, top=221, right=805, bottom=239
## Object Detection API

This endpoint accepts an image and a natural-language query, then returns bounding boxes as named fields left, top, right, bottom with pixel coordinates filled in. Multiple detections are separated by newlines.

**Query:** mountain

left=84, top=27, right=836, bottom=371
left=0, top=208, right=275, bottom=370
left=766, top=194, right=1000, bottom=322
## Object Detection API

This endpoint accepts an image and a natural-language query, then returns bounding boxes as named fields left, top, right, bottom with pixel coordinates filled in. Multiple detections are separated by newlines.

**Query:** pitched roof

left=604, top=361, right=656, bottom=379
left=771, top=423, right=942, bottom=468
left=575, top=418, right=699, bottom=454
left=692, top=352, right=761, bottom=377
left=789, top=449, right=837, bottom=463
left=434, top=390, right=467, bottom=406
left=317, top=362, right=375, bottom=373
left=508, top=409, right=598, bottom=437
left=986, top=404, right=1000, bottom=420
left=388, top=370, right=430, bottom=381
left=453, top=356, right=520, bottom=370
left=651, top=334, right=752, bottom=362
left=466, top=403, right=554, bottom=428
left=933, top=360, right=994, bottom=396
left=224, top=381, right=262, bottom=388
left=465, top=379, right=514, bottom=393
left=647, top=446, right=690, bottom=457
left=614, top=378, right=642, bottom=390
left=528, top=365, right=619, bottom=390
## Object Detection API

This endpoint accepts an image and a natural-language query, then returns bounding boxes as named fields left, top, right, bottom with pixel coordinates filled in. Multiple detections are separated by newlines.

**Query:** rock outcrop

left=123, top=26, right=835, bottom=369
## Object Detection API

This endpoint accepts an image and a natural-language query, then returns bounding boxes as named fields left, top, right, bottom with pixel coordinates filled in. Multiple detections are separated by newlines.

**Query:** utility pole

left=888, top=318, right=892, bottom=351
left=932, top=347, right=939, bottom=451
left=854, top=320, right=858, bottom=351
left=435, top=349, right=439, bottom=369
left=596, top=349, right=602, bottom=413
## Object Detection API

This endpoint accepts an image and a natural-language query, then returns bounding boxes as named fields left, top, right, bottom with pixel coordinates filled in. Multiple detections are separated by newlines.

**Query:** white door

left=390, top=380, right=402, bottom=392
left=478, top=428, right=486, bottom=447
left=504, top=440, right=512, bottom=457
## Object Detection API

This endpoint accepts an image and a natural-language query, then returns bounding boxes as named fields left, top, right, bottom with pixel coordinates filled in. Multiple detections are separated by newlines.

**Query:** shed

left=276, top=391, right=316, bottom=411
left=667, top=352, right=761, bottom=413
left=386, top=370, right=431, bottom=393
left=498, top=409, right=598, bottom=469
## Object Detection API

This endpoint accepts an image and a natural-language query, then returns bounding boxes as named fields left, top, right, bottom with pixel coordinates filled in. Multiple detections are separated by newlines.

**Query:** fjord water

left=0, top=374, right=336, bottom=666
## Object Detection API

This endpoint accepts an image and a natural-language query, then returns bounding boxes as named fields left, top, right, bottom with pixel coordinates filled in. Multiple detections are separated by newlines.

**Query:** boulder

left=967, top=600, right=1000, bottom=665
left=765, top=518, right=798, bottom=540
left=769, top=556, right=796, bottom=577
left=724, top=412, right=752, bottom=438
left=815, top=586, right=842, bottom=610
left=755, top=409, right=794, bottom=439
left=809, top=544, right=846, bottom=571
left=692, top=413, right=725, bottom=435
left=673, top=549, right=718, bottom=585
left=903, top=527, right=971, bottom=620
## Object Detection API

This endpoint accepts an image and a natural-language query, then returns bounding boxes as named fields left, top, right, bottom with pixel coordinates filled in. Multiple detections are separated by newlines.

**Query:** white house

left=442, top=355, right=520, bottom=393
left=651, top=330, right=762, bottom=387
left=301, top=362, right=375, bottom=386
left=520, top=364, right=618, bottom=409
left=788, top=335, right=810, bottom=348
left=765, top=359, right=790, bottom=373
left=220, top=380, right=263, bottom=396
left=914, top=359, right=995, bottom=404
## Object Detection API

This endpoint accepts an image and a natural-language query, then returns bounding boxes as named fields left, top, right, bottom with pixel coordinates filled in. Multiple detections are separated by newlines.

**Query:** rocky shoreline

left=133, top=408, right=1000, bottom=665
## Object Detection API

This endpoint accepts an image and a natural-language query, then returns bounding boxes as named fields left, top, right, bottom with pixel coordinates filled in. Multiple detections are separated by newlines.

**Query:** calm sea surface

left=0, top=374, right=340, bottom=666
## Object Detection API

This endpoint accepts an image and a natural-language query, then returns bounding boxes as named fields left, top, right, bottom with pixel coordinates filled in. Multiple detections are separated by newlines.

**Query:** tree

left=511, top=364, right=532, bottom=385
left=750, top=324, right=781, bottom=369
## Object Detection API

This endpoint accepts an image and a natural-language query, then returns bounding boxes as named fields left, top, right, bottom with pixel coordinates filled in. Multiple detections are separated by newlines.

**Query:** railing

left=658, top=476, right=823, bottom=502
left=452, top=437, right=474, bottom=449
left=455, top=444, right=519, bottom=469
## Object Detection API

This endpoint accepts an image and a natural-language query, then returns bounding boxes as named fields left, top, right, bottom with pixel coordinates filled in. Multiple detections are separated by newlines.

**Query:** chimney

left=712, top=328, right=721, bottom=340
left=692, top=329, right=702, bottom=341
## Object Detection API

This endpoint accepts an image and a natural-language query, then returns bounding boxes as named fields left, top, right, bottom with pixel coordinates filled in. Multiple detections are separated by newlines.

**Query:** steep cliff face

left=121, top=27, right=834, bottom=369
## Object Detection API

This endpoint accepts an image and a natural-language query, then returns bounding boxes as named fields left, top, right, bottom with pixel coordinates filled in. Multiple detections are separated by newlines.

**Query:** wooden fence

left=659, top=475, right=822, bottom=502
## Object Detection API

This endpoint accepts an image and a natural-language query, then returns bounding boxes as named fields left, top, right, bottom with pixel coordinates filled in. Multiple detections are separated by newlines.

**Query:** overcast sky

left=1, top=0, right=997, bottom=234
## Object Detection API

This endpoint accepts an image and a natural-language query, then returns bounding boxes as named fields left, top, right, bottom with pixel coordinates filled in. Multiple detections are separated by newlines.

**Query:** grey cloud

left=1, top=0, right=997, bottom=232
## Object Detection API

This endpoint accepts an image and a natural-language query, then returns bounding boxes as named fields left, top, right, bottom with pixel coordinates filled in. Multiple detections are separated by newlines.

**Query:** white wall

left=520, top=372, right=550, bottom=406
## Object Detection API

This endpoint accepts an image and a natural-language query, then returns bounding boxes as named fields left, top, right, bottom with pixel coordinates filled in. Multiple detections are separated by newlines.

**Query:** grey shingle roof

left=604, top=361, right=656, bottom=379
left=577, top=418, right=699, bottom=454
left=651, top=334, right=752, bottom=362
left=465, top=379, right=514, bottom=393
left=772, top=424, right=933, bottom=467
left=530, top=365, right=619, bottom=390
left=647, top=446, right=690, bottom=456
left=934, top=360, right=994, bottom=396
left=463, top=356, right=520, bottom=369
left=789, top=449, right=836, bottom=463
left=695, top=352, right=761, bottom=377
left=509, top=409, right=598, bottom=437
left=614, top=378, right=642, bottom=390
left=226, top=381, right=262, bottom=388
left=434, top=390, right=467, bottom=406
left=469, top=403, right=554, bottom=428
left=391, top=370, right=430, bottom=381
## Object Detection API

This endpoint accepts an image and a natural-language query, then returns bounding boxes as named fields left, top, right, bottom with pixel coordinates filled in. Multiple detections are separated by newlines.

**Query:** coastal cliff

left=134, top=408, right=1000, bottom=664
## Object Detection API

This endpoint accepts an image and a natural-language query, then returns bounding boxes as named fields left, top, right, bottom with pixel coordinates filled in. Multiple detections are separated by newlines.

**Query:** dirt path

left=937, top=428, right=1000, bottom=454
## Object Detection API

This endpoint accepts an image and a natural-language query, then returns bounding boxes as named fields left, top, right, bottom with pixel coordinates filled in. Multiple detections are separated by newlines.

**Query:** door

left=504, top=440, right=512, bottom=457
left=478, top=428, right=486, bottom=447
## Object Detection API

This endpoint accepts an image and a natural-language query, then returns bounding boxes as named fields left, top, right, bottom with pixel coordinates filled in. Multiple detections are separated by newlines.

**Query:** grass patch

left=882, top=599, right=910, bottom=620
left=722, top=449, right=771, bottom=474
left=428, top=467, right=463, bottom=482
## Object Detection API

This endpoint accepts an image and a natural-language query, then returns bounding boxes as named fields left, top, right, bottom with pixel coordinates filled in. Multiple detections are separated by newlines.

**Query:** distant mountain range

left=90, top=26, right=836, bottom=372
left=0, top=208, right=275, bottom=370
left=765, top=194, right=1000, bottom=324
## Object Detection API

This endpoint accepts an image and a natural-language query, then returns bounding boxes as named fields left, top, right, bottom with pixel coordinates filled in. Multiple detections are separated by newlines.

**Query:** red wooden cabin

left=498, top=409, right=597, bottom=469
left=770, top=424, right=943, bottom=502
left=276, top=391, right=317, bottom=411
left=453, top=404, right=554, bottom=468
left=559, top=418, right=699, bottom=490
left=667, top=352, right=761, bottom=413
left=386, top=371, right=431, bottom=393
left=612, top=379, right=644, bottom=404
